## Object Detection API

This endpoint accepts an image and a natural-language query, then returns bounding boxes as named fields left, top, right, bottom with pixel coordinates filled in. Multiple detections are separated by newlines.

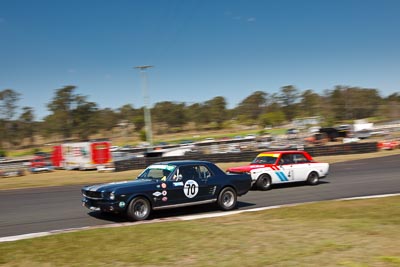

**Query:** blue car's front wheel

left=127, top=197, right=151, bottom=221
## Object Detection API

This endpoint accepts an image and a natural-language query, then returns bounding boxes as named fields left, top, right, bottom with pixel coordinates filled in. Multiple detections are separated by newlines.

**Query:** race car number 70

left=184, top=180, right=199, bottom=198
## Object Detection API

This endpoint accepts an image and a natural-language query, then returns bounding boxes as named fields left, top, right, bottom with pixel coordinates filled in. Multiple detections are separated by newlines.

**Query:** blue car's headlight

left=101, top=191, right=116, bottom=200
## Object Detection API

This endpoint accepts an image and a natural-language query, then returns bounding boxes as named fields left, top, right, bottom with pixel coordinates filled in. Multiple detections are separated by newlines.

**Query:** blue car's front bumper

left=82, top=198, right=127, bottom=213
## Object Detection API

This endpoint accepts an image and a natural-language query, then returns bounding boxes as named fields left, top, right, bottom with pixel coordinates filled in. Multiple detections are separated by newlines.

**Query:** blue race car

left=82, top=160, right=252, bottom=221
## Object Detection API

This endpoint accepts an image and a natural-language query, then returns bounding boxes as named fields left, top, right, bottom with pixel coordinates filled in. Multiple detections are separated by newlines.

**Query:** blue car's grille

left=83, top=190, right=103, bottom=199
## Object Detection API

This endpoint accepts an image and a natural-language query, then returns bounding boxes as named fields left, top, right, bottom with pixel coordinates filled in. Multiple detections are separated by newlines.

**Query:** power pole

left=134, top=65, right=154, bottom=148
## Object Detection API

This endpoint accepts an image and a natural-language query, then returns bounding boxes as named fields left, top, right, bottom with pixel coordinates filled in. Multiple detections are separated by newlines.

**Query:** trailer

left=52, top=141, right=112, bottom=170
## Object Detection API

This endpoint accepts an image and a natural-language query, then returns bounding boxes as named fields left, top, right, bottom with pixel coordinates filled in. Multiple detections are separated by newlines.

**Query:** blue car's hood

left=83, top=179, right=157, bottom=192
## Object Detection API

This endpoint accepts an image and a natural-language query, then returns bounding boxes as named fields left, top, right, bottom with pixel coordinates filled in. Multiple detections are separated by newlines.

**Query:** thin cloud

left=224, top=11, right=256, bottom=23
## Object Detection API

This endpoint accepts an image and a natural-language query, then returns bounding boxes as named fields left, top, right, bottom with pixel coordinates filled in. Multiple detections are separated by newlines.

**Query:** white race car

left=248, top=151, right=330, bottom=190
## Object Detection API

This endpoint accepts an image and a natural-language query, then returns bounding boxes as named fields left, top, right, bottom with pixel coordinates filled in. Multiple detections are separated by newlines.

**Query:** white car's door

left=290, top=152, right=315, bottom=181
left=276, top=153, right=296, bottom=182
left=290, top=163, right=311, bottom=181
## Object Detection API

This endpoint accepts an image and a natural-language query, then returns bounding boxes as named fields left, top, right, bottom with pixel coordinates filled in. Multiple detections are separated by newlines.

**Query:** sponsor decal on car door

left=275, top=165, right=294, bottom=182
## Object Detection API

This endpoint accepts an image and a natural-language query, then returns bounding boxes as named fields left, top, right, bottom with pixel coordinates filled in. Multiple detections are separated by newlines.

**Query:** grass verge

left=1, top=149, right=399, bottom=191
left=0, top=196, right=399, bottom=266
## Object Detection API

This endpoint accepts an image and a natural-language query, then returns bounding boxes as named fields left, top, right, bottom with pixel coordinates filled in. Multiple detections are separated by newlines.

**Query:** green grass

left=1, top=196, right=399, bottom=267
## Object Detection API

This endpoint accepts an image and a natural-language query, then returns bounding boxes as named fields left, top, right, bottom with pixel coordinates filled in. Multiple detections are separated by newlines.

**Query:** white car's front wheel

left=256, top=174, right=272, bottom=191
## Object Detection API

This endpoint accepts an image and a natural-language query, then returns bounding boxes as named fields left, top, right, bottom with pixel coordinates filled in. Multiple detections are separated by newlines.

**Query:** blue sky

left=1, top=0, right=399, bottom=120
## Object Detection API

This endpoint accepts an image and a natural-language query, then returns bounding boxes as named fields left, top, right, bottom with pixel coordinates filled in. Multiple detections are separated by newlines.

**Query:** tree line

left=1, top=85, right=400, bottom=149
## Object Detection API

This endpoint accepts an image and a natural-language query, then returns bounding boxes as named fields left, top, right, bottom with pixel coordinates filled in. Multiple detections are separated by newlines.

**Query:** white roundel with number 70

left=183, top=180, right=199, bottom=198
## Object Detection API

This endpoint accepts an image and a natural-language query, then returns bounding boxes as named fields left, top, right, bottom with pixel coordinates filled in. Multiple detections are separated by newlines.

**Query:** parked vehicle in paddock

left=227, top=150, right=329, bottom=190
left=81, top=160, right=252, bottom=221
left=29, top=156, right=54, bottom=173
left=0, top=167, right=25, bottom=177
left=377, top=140, right=399, bottom=150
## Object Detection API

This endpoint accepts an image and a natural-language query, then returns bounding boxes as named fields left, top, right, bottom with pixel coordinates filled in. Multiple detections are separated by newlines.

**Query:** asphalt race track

left=1, top=155, right=399, bottom=238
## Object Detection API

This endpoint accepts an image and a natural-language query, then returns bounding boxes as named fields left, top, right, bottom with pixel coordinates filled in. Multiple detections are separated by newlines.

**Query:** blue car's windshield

left=137, top=164, right=176, bottom=180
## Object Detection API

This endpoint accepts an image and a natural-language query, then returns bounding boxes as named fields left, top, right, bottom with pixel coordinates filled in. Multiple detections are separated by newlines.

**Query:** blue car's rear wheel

left=217, top=187, right=237, bottom=211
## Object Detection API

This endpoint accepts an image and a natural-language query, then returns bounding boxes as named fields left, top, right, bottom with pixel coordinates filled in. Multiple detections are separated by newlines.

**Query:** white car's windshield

left=251, top=156, right=278, bottom=165
left=137, top=164, right=176, bottom=180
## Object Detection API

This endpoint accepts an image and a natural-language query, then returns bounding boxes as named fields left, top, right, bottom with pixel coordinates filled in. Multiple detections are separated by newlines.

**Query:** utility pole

left=134, top=65, right=154, bottom=148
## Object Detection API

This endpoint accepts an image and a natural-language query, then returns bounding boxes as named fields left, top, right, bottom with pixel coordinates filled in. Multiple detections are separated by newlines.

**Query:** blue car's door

left=162, top=164, right=216, bottom=206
